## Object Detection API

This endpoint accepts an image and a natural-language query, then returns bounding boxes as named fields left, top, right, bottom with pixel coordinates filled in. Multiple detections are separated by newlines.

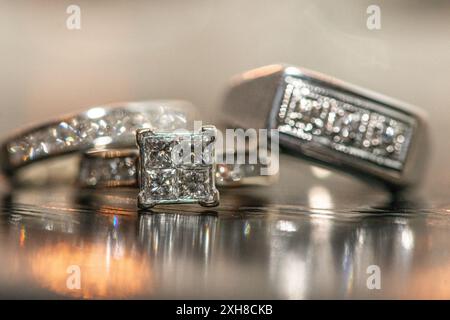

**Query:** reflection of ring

left=222, top=64, right=429, bottom=189
left=0, top=101, right=194, bottom=176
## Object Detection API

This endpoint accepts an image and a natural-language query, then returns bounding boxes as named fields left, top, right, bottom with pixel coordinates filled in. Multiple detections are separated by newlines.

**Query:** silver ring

left=222, top=64, right=429, bottom=189
left=78, top=148, right=277, bottom=188
left=79, top=127, right=277, bottom=208
left=0, top=100, right=195, bottom=176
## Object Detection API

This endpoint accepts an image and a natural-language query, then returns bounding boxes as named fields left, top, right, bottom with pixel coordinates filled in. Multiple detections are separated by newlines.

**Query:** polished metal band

left=221, top=65, right=429, bottom=189
left=0, top=100, right=195, bottom=176
left=78, top=148, right=277, bottom=188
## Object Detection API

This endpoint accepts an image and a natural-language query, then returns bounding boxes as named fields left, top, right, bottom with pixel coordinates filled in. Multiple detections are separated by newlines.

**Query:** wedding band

left=78, top=148, right=276, bottom=188
left=79, top=149, right=139, bottom=188
left=222, top=64, right=429, bottom=189
left=0, top=100, right=195, bottom=176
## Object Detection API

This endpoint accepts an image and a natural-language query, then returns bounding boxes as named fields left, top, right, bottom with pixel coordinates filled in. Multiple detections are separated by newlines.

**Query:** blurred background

left=0, top=0, right=449, bottom=198
left=0, top=0, right=449, bottom=299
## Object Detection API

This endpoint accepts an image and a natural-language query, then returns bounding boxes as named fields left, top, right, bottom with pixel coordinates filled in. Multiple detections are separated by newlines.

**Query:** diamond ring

left=222, top=65, right=429, bottom=189
left=78, top=148, right=276, bottom=188
left=0, top=100, right=195, bottom=177
left=136, top=126, right=220, bottom=208
left=78, top=129, right=277, bottom=208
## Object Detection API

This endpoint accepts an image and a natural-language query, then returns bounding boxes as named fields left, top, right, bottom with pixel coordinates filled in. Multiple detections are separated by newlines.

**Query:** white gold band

left=1, top=100, right=195, bottom=176
left=222, top=65, right=429, bottom=189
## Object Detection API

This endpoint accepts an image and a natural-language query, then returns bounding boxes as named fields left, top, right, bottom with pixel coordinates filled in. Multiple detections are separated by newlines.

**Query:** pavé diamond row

left=222, top=64, right=428, bottom=188
left=79, top=149, right=138, bottom=187
left=277, top=76, right=414, bottom=170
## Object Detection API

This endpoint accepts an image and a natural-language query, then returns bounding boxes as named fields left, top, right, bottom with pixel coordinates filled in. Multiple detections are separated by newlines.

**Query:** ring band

left=0, top=100, right=195, bottom=176
left=79, top=149, right=139, bottom=188
left=78, top=148, right=277, bottom=188
left=222, top=64, right=429, bottom=189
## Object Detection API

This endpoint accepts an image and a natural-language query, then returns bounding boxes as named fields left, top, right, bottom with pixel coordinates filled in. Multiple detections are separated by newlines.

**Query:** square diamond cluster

left=276, top=76, right=415, bottom=170
left=137, top=128, right=218, bottom=208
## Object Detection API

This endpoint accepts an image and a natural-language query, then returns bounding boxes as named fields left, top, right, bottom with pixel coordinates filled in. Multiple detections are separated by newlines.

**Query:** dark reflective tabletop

left=1, top=155, right=449, bottom=299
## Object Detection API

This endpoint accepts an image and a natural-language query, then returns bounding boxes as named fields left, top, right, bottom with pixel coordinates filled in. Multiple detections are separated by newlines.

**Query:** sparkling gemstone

left=331, top=109, right=362, bottom=144
left=53, top=122, right=81, bottom=148
left=108, top=157, right=136, bottom=181
left=7, top=140, right=28, bottom=165
left=178, top=167, right=212, bottom=199
left=137, top=128, right=218, bottom=207
left=76, top=117, right=100, bottom=140
left=143, top=136, right=178, bottom=168
left=143, top=168, right=177, bottom=200
left=23, top=130, right=54, bottom=159
left=215, top=164, right=243, bottom=184
left=79, top=154, right=137, bottom=186
left=277, top=76, right=414, bottom=170
left=102, top=109, right=133, bottom=137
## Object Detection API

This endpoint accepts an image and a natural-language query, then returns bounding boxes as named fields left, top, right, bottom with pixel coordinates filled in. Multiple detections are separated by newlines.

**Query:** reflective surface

left=0, top=155, right=449, bottom=299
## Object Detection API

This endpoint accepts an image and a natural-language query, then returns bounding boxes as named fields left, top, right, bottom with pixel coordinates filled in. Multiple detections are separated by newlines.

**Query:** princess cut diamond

left=144, top=168, right=178, bottom=200
left=178, top=167, right=213, bottom=199
left=137, top=126, right=219, bottom=208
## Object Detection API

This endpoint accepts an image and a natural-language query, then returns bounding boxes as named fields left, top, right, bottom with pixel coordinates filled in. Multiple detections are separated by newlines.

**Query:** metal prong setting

left=136, top=126, right=220, bottom=209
